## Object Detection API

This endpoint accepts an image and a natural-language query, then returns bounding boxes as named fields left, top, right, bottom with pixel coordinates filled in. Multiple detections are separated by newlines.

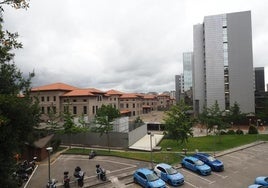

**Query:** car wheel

left=168, top=179, right=172, bottom=185
left=197, top=170, right=201, bottom=175
left=181, top=163, right=185, bottom=168
left=133, top=178, right=137, bottom=184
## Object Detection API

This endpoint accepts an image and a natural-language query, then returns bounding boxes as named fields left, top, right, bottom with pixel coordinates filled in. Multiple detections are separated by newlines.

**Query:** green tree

left=206, top=101, right=227, bottom=142
left=163, top=101, right=195, bottom=146
left=61, top=105, right=88, bottom=148
left=225, top=102, right=245, bottom=125
left=94, top=104, right=120, bottom=152
left=0, top=1, right=41, bottom=187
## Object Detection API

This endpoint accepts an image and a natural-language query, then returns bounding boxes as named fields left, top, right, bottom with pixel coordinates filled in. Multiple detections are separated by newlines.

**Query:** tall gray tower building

left=193, top=11, right=255, bottom=114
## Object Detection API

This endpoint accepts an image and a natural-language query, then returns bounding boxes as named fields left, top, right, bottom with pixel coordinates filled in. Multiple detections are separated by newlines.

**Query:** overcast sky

left=3, top=0, right=268, bottom=93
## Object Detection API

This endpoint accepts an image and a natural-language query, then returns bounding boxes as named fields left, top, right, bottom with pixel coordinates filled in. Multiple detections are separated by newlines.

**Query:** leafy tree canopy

left=163, top=101, right=195, bottom=145
left=0, top=1, right=41, bottom=187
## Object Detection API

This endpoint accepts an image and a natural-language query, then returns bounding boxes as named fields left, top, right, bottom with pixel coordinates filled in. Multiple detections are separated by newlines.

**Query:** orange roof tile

left=120, top=110, right=131, bottom=114
left=31, top=82, right=78, bottom=92
left=62, top=89, right=97, bottom=97
left=106, top=89, right=125, bottom=95
left=120, top=93, right=141, bottom=99
left=143, top=94, right=157, bottom=99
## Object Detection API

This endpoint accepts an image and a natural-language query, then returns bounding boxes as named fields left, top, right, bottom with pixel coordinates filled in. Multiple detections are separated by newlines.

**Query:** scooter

left=63, top=171, right=70, bottom=188
left=74, top=166, right=85, bottom=187
left=89, top=150, right=96, bottom=159
left=96, top=165, right=106, bottom=181
left=46, top=179, right=57, bottom=188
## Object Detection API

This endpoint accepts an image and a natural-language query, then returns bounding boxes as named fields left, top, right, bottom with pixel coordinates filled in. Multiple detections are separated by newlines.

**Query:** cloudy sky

left=3, top=0, right=268, bottom=93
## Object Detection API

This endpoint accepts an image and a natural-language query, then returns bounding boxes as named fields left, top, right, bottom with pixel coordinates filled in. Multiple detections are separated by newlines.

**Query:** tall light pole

left=147, top=132, right=153, bottom=169
left=213, top=125, right=218, bottom=157
left=257, top=119, right=261, bottom=142
left=46, top=147, right=53, bottom=187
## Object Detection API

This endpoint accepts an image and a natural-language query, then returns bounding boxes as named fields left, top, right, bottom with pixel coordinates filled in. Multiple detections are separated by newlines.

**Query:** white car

left=154, top=163, right=184, bottom=186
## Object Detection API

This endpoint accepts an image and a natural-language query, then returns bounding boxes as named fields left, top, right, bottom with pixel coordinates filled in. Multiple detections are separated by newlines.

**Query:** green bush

left=227, top=129, right=236, bottom=135
left=248, top=125, right=258, bottom=134
left=236, top=129, right=244, bottom=135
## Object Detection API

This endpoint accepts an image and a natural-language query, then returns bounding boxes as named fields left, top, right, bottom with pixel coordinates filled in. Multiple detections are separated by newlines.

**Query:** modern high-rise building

left=193, top=11, right=255, bottom=114
left=254, top=67, right=265, bottom=92
left=175, top=74, right=184, bottom=103
left=183, top=52, right=193, bottom=92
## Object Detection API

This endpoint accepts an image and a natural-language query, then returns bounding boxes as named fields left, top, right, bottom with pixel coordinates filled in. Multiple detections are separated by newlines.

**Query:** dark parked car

left=193, top=153, right=224, bottom=171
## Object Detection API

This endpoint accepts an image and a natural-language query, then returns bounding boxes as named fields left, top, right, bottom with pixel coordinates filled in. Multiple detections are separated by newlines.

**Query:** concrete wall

left=128, top=124, right=147, bottom=146
left=57, top=123, right=147, bottom=149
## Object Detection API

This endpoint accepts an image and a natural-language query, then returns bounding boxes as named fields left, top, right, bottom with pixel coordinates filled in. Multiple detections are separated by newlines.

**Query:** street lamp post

left=46, top=147, right=53, bottom=187
left=147, top=132, right=153, bottom=169
left=257, top=119, right=261, bottom=142
left=213, top=125, right=218, bottom=157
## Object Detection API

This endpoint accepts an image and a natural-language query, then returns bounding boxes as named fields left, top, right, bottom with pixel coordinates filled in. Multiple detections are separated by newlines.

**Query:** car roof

left=156, top=163, right=172, bottom=169
left=185, top=156, right=199, bottom=161
left=136, top=168, right=153, bottom=175
left=195, top=153, right=210, bottom=157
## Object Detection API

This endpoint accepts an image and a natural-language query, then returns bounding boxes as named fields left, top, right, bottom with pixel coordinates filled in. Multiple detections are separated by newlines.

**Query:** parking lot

left=25, top=142, right=268, bottom=188
left=124, top=142, right=268, bottom=188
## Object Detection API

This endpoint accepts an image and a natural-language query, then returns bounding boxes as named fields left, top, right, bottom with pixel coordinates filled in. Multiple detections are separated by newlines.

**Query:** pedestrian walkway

left=129, top=133, right=164, bottom=151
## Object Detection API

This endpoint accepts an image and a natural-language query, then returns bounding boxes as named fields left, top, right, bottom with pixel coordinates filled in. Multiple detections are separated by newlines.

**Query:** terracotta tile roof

left=143, top=94, right=157, bottom=99
left=31, top=82, right=78, bottom=92
left=120, top=93, right=141, bottom=99
left=157, top=94, right=170, bottom=97
left=106, top=89, right=125, bottom=95
left=62, top=89, right=100, bottom=97
left=120, top=110, right=131, bottom=114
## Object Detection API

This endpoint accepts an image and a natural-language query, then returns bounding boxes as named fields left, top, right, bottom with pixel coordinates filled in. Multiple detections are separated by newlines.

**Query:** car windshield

left=207, top=156, right=216, bottom=162
left=166, top=167, right=178, bottom=175
left=146, top=173, right=159, bottom=182
left=195, top=160, right=204, bottom=166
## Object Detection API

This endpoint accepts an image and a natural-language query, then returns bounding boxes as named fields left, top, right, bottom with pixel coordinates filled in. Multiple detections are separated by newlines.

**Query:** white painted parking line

left=185, top=180, right=200, bottom=188
left=181, top=169, right=215, bottom=184
left=211, top=172, right=228, bottom=179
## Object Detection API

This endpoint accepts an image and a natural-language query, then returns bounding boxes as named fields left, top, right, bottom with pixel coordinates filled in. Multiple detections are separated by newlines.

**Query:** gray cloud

left=3, top=0, right=268, bottom=93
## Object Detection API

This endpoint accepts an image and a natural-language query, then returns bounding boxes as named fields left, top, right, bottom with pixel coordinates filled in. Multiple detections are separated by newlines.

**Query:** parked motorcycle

left=12, top=171, right=28, bottom=187
left=96, top=164, right=106, bottom=181
left=63, top=171, right=70, bottom=188
left=89, top=150, right=96, bottom=159
left=74, top=166, right=85, bottom=187
left=46, top=179, right=57, bottom=188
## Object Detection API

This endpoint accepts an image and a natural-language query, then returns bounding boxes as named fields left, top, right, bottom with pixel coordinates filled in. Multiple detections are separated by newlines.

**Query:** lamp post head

left=46, top=147, right=53, bottom=152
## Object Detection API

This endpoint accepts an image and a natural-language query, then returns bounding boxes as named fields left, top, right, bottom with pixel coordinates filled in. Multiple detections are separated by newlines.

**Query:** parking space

left=171, top=142, right=268, bottom=188
left=26, top=142, right=268, bottom=187
left=26, top=155, right=150, bottom=187
left=126, top=142, right=268, bottom=188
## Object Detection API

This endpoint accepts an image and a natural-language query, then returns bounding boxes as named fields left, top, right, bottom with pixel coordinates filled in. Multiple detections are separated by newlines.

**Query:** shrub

left=236, top=129, right=244, bottom=135
left=227, top=129, right=236, bottom=135
left=220, top=131, right=227, bottom=135
left=248, top=125, right=258, bottom=134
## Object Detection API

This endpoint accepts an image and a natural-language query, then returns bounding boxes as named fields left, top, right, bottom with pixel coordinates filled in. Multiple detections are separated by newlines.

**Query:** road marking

left=185, top=181, right=200, bottom=188
left=181, top=169, right=215, bottom=184
left=211, top=172, right=228, bottom=179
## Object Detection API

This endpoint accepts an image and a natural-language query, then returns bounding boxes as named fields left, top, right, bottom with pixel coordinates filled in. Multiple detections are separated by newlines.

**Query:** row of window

left=41, top=96, right=57, bottom=102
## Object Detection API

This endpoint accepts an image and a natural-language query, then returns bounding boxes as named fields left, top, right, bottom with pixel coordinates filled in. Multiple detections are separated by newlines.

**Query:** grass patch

left=62, top=134, right=268, bottom=165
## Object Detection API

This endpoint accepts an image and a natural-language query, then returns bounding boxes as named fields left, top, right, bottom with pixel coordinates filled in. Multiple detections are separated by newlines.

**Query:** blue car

left=248, top=184, right=268, bottom=188
left=133, top=168, right=166, bottom=188
left=254, top=176, right=268, bottom=186
left=154, top=163, right=184, bottom=186
left=181, top=156, right=211, bottom=176
left=193, top=153, right=224, bottom=171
